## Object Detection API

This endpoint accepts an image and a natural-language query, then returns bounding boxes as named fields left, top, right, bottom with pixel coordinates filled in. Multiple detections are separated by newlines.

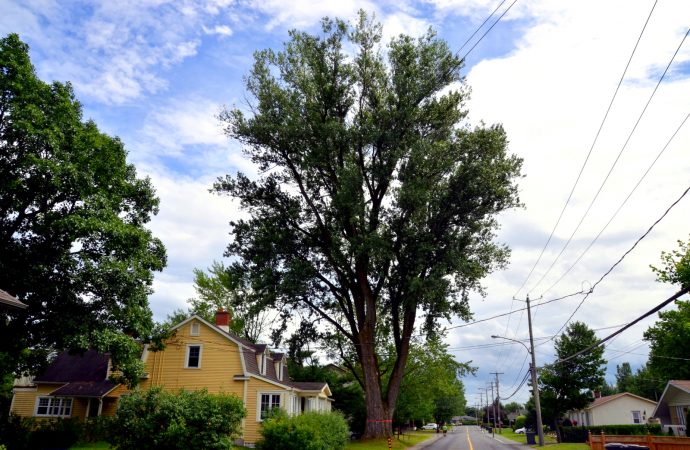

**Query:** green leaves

left=109, top=388, right=246, bottom=450
left=0, top=33, right=166, bottom=387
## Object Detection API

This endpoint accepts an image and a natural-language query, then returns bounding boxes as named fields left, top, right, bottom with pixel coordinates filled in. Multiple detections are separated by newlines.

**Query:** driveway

left=410, top=425, right=525, bottom=450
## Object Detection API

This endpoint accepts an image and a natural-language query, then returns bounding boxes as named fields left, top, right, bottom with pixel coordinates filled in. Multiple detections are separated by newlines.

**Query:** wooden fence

left=588, top=431, right=690, bottom=450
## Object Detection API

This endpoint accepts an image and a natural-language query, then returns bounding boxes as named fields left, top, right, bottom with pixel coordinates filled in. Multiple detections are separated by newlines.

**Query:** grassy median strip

left=345, top=431, right=435, bottom=449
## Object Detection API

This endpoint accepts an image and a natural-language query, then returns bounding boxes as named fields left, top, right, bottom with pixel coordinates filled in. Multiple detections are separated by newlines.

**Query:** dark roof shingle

left=0, top=289, right=27, bottom=310
left=49, top=381, right=116, bottom=397
left=34, top=350, right=109, bottom=383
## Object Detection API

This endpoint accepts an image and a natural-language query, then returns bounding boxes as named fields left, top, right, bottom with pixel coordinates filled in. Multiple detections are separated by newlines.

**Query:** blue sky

left=3, top=0, right=690, bottom=405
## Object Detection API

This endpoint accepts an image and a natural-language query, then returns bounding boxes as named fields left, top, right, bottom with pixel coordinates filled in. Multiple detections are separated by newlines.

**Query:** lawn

left=345, top=431, right=434, bottom=450
left=70, top=443, right=110, bottom=449
left=498, top=429, right=589, bottom=450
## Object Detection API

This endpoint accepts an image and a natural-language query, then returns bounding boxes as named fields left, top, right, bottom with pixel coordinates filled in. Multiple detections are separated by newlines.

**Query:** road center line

left=466, top=427, right=474, bottom=450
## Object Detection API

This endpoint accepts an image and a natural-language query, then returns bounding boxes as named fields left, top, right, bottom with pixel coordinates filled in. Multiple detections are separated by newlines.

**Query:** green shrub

left=107, top=387, right=245, bottom=450
left=0, top=414, right=84, bottom=450
left=258, top=410, right=350, bottom=450
left=513, top=415, right=526, bottom=430
left=559, top=424, right=664, bottom=443
left=82, top=416, right=115, bottom=443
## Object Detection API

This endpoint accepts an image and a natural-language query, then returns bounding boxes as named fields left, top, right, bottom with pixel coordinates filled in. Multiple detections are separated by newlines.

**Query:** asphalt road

left=416, top=425, right=523, bottom=450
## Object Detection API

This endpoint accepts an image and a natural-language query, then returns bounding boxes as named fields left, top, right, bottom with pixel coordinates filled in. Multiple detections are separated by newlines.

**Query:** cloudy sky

left=3, top=0, right=689, bottom=405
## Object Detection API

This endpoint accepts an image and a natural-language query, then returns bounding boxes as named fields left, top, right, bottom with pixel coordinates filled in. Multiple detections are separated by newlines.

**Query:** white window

left=35, top=397, right=72, bottom=417
left=259, top=393, right=281, bottom=420
left=632, top=410, right=641, bottom=424
left=185, top=345, right=202, bottom=368
left=190, top=322, right=200, bottom=336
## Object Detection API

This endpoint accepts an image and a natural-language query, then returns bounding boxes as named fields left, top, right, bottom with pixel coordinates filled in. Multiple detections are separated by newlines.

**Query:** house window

left=259, top=393, right=281, bottom=420
left=36, top=397, right=72, bottom=417
left=186, top=345, right=202, bottom=368
left=632, top=410, right=642, bottom=424
left=190, top=322, right=200, bottom=336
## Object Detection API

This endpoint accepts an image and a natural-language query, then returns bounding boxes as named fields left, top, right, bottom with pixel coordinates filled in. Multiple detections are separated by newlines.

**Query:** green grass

left=498, top=430, right=589, bottom=450
left=345, top=431, right=434, bottom=449
left=69, top=443, right=111, bottom=449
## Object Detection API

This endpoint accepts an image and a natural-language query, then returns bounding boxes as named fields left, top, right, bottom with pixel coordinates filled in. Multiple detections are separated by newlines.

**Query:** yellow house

left=139, top=311, right=333, bottom=446
left=11, top=350, right=126, bottom=421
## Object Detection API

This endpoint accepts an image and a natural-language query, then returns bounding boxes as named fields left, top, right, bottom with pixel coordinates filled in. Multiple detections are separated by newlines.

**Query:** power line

left=546, top=182, right=690, bottom=338
left=528, top=26, right=689, bottom=296
left=539, top=112, right=690, bottom=297
left=500, top=370, right=530, bottom=400
left=513, top=0, right=659, bottom=298
left=461, top=0, right=518, bottom=60
left=457, top=0, right=510, bottom=55
left=548, top=286, right=690, bottom=368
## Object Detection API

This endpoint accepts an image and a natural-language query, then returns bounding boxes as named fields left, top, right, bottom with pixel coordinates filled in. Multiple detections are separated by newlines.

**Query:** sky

left=2, top=0, right=690, bottom=406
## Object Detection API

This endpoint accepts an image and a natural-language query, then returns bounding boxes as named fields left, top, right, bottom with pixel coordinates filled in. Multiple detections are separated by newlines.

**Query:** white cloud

left=204, top=24, right=233, bottom=37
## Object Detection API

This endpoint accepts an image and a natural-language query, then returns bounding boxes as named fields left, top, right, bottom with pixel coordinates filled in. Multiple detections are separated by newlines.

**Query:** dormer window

left=274, top=361, right=282, bottom=380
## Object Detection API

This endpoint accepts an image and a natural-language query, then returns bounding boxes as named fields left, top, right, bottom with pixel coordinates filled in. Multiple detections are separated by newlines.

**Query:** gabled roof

left=49, top=381, right=117, bottom=398
left=652, top=380, right=690, bottom=419
left=33, top=350, right=118, bottom=398
left=0, top=289, right=27, bottom=310
left=35, top=350, right=109, bottom=383
left=174, top=315, right=331, bottom=394
left=585, top=392, right=656, bottom=410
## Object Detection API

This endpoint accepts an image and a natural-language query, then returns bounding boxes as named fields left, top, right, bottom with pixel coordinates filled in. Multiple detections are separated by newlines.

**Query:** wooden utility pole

left=491, top=372, right=504, bottom=433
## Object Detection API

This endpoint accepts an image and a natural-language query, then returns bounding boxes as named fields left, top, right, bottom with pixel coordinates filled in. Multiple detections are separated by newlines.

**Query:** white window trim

left=631, top=410, right=641, bottom=424
left=257, top=392, right=282, bottom=422
left=190, top=322, right=200, bottom=336
left=35, top=396, right=73, bottom=417
left=185, top=344, right=203, bottom=369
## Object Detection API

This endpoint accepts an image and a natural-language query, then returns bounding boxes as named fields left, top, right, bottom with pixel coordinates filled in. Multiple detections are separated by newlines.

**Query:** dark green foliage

left=615, top=363, right=633, bottom=393
left=257, top=410, right=350, bottom=450
left=643, top=300, right=690, bottom=387
left=0, top=33, right=166, bottom=389
left=513, top=415, right=526, bottom=430
left=215, top=11, right=522, bottom=437
left=538, top=321, right=606, bottom=435
left=559, top=424, right=663, bottom=443
left=393, top=338, right=471, bottom=425
left=0, top=414, right=83, bottom=450
left=107, top=387, right=246, bottom=450
left=81, top=416, right=115, bottom=443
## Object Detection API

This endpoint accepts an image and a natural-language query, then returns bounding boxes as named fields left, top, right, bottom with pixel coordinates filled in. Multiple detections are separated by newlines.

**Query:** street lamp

left=491, top=334, right=545, bottom=447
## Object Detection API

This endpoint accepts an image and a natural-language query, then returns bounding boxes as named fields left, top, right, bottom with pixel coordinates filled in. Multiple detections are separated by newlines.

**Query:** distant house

left=652, top=380, right=690, bottom=436
left=0, top=288, right=27, bottom=311
left=11, top=350, right=125, bottom=420
left=138, top=311, right=333, bottom=446
left=567, top=392, right=657, bottom=426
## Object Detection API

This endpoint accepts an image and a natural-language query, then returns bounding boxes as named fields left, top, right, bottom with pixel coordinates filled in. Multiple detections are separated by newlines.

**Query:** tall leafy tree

left=0, top=34, right=166, bottom=394
left=164, top=261, right=271, bottom=342
left=643, top=300, right=690, bottom=385
left=538, top=321, right=606, bottom=435
left=215, top=14, right=522, bottom=437
left=393, top=338, right=471, bottom=426
left=643, top=237, right=690, bottom=387
left=615, top=362, right=633, bottom=393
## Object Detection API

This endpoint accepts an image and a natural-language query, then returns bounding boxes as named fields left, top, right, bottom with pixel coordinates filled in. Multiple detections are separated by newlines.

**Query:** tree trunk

left=360, top=325, right=392, bottom=438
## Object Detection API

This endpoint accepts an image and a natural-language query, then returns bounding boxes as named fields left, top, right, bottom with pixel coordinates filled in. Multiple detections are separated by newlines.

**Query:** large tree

left=643, top=300, right=690, bottom=384
left=394, top=338, right=471, bottom=426
left=538, top=321, right=606, bottom=436
left=615, top=362, right=633, bottom=393
left=215, top=14, right=522, bottom=437
left=0, top=34, right=166, bottom=395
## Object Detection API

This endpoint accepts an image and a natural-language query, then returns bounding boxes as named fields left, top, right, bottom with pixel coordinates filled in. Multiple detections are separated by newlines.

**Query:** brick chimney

left=215, top=309, right=231, bottom=333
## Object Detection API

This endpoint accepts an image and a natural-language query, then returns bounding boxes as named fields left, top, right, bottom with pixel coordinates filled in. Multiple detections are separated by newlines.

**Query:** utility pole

left=526, top=294, right=545, bottom=447
left=489, top=381, right=496, bottom=436
left=491, top=372, right=504, bottom=433
left=478, top=388, right=486, bottom=427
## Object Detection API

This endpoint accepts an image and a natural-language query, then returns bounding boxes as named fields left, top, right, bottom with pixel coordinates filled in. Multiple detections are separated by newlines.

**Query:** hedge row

left=559, top=424, right=663, bottom=443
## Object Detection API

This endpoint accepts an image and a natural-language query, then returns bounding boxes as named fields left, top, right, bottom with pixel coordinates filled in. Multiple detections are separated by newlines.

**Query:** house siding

left=140, top=318, right=245, bottom=395
left=244, top=377, right=290, bottom=444
left=11, top=385, right=90, bottom=421
left=590, top=396, right=657, bottom=425
left=666, top=390, right=690, bottom=425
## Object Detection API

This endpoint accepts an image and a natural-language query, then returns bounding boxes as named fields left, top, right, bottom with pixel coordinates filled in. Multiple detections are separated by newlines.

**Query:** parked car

left=421, top=423, right=438, bottom=430
left=515, top=427, right=526, bottom=434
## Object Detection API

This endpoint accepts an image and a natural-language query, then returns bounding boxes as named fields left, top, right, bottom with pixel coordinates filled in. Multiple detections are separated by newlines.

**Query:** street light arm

left=491, top=335, right=531, bottom=354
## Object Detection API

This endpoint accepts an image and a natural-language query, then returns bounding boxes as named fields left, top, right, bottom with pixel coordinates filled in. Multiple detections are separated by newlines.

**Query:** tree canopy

left=215, top=13, right=522, bottom=437
left=538, top=321, right=606, bottom=432
left=0, top=34, right=166, bottom=393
